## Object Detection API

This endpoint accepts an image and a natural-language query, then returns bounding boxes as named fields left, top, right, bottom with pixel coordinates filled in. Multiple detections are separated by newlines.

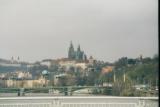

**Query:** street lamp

left=123, top=71, right=126, bottom=83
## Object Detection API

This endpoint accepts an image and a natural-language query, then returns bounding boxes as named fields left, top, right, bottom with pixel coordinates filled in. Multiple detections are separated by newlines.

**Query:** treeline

left=114, top=54, right=159, bottom=86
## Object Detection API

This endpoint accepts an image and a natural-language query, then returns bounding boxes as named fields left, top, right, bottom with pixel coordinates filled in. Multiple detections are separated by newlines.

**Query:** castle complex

left=68, top=41, right=87, bottom=61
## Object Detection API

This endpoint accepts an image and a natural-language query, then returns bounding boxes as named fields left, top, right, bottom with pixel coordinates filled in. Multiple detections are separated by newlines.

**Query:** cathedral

left=68, top=41, right=87, bottom=61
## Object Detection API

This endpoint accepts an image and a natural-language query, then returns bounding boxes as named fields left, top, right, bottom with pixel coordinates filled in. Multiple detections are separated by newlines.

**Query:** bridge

left=0, top=85, right=157, bottom=96
left=0, top=96, right=158, bottom=107
left=0, top=86, right=112, bottom=96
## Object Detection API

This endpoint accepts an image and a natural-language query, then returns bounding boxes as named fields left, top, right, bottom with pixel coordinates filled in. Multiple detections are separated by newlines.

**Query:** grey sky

left=0, top=0, right=158, bottom=62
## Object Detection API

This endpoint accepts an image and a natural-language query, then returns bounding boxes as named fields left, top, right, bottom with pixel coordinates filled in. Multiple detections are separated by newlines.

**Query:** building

left=40, top=61, right=51, bottom=67
left=68, top=41, right=87, bottom=61
left=101, top=66, right=114, bottom=74
left=17, top=71, right=32, bottom=79
left=0, top=76, right=48, bottom=88
left=88, top=56, right=96, bottom=65
left=54, top=73, right=67, bottom=85
left=75, top=63, right=87, bottom=70
left=59, top=60, right=76, bottom=71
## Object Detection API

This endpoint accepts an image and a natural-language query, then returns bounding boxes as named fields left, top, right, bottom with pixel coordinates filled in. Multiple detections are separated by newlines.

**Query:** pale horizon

left=0, top=0, right=158, bottom=63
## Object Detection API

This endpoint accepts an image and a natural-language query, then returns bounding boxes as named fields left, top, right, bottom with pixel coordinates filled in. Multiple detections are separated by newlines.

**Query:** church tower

left=76, top=44, right=83, bottom=60
left=68, top=41, right=87, bottom=61
left=68, top=41, right=75, bottom=59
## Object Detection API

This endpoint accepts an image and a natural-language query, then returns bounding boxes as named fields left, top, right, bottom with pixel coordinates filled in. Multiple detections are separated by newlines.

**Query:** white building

left=40, top=61, right=51, bottom=67
left=75, top=63, right=87, bottom=70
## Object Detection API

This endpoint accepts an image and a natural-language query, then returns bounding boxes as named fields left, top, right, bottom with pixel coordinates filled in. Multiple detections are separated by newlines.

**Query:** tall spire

left=69, top=40, right=74, bottom=50
left=77, top=44, right=81, bottom=51
left=70, top=41, right=73, bottom=48
left=68, top=41, right=75, bottom=59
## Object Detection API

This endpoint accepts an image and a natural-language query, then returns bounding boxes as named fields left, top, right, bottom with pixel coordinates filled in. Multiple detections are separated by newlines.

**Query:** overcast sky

left=0, top=0, right=158, bottom=62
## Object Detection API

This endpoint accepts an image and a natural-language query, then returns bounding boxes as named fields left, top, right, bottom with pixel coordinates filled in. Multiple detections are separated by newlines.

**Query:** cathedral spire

left=77, top=44, right=81, bottom=51
left=68, top=41, right=75, bottom=59
left=70, top=41, right=73, bottom=48
left=68, top=41, right=86, bottom=61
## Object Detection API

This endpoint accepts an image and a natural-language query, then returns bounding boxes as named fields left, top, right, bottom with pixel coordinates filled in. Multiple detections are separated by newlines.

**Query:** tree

left=115, top=57, right=128, bottom=68
left=112, top=77, right=134, bottom=96
left=49, top=64, right=59, bottom=72
left=98, top=72, right=113, bottom=85
left=56, top=74, right=76, bottom=86
left=86, top=71, right=100, bottom=86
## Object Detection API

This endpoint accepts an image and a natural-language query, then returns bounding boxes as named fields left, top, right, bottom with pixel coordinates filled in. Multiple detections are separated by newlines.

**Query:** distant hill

left=0, top=58, right=29, bottom=73
left=0, top=58, right=12, bottom=64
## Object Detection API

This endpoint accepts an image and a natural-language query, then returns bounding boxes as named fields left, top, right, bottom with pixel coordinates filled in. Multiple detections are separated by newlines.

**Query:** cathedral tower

left=68, top=41, right=75, bottom=59
left=76, top=44, right=83, bottom=60
left=68, top=41, right=87, bottom=61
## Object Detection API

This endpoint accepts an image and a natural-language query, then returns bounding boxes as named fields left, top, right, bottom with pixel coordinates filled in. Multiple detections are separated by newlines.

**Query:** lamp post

left=123, top=71, right=126, bottom=83
left=122, top=67, right=126, bottom=83
left=156, top=78, right=158, bottom=90
left=113, top=70, right=116, bottom=83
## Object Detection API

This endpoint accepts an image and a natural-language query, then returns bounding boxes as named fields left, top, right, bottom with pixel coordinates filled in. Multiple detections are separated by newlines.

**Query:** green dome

left=42, top=70, right=49, bottom=75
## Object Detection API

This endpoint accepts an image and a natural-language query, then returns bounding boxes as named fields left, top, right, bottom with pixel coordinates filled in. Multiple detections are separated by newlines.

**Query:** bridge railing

left=0, top=96, right=158, bottom=107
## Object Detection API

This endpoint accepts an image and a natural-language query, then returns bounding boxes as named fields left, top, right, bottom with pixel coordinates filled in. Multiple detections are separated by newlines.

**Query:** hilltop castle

left=68, top=41, right=87, bottom=61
